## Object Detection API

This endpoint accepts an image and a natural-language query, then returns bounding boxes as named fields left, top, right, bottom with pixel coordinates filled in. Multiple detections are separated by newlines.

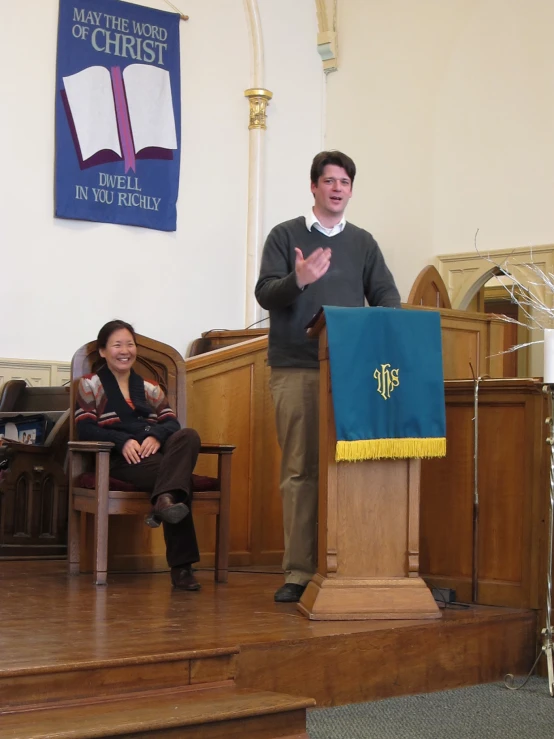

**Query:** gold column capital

left=244, top=88, right=273, bottom=130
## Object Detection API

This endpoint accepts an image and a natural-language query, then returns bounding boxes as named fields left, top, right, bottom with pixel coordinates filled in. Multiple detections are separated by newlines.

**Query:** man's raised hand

left=295, top=247, right=331, bottom=289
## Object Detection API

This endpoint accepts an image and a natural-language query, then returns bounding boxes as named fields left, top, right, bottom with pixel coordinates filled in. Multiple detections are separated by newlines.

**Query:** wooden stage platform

left=0, top=562, right=537, bottom=739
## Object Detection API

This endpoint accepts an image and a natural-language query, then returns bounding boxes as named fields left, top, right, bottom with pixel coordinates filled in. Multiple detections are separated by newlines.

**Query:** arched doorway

left=464, top=268, right=530, bottom=377
left=436, top=245, right=554, bottom=378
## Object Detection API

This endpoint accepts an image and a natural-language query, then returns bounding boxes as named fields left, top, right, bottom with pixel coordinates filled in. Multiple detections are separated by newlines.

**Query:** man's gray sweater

left=255, top=216, right=401, bottom=368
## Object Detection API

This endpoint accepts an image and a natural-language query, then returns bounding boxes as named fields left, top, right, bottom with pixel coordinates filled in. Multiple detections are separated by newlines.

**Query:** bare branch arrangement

left=474, top=228, right=551, bottom=356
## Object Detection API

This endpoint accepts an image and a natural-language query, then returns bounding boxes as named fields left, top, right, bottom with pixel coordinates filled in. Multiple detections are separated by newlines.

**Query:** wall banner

left=55, top=0, right=181, bottom=231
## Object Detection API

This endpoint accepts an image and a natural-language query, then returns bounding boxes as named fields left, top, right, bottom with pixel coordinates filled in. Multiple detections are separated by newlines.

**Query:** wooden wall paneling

left=250, top=360, right=283, bottom=565
left=185, top=337, right=283, bottom=568
left=403, top=304, right=507, bottom=380
left=527, top=389, right=546, bottom=613
left=486, top=319, right=508, bottom=378
left=187, top=351, right=257, bottom=566
left=476, top=388, right=529, bottom=607
left=420, top=380, right=549, bottom=615
left=440, top=323, right=481, bottom=379
left=534, top=392, right=550, bottom=615
left=484, top=297, right=519, bottom=377
left=471, top=382, right=546, bottom=609
left=420, top=393, right=475, bottom=602
left=530, top=385, right=553, bottom=678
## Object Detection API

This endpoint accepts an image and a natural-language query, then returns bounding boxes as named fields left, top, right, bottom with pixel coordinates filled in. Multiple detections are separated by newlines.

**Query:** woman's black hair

left=97, top=320, right=136, bottom=349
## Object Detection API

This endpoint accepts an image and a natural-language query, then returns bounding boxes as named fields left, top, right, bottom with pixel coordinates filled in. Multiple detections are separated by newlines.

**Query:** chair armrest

left=68, top=441, right=114, bottom=453
left=200, top=444, right=235, bottom=455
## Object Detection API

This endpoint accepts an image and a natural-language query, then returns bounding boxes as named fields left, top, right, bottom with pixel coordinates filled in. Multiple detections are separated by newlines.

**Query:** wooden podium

left=298, top=312, right=440, bottom=621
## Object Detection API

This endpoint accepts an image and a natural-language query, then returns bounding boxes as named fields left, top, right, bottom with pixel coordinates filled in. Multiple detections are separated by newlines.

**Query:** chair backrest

left=407, top=265, right=452, bottom=309
left=69, top=334, right=187, bottom=442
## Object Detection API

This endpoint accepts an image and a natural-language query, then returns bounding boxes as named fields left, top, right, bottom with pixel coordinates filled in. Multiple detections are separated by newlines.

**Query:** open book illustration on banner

left=61, top=64, right=178, bottom=172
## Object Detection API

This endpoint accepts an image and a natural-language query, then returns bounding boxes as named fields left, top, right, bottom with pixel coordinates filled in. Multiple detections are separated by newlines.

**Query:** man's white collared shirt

left=305, top=210, right=346, bottom=238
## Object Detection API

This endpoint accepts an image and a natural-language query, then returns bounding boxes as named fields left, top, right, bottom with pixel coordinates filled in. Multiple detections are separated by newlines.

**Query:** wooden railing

left=186, top=337, right=283, bottom=568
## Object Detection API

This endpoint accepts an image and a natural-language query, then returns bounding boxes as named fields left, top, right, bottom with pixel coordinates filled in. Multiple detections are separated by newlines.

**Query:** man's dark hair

left=310, top=150, right=356, bottom=186
left=97, top=320, right=136, bottom=349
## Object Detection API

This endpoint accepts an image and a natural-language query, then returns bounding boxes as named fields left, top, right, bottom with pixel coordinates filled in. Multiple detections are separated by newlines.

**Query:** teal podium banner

left=323, top=306, right=446, bottom=461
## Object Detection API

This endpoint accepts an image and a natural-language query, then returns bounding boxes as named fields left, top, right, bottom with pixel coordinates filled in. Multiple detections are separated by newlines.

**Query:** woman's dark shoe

left=274, top=583, right=307, bottom=603
left=171, top=565, right=201, bottom=591
left=145, top=493, right=189, bottom=528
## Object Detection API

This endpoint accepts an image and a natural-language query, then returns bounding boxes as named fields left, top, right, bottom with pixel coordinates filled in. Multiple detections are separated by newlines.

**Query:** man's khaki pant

left=269, top=367, right=319, bottom=586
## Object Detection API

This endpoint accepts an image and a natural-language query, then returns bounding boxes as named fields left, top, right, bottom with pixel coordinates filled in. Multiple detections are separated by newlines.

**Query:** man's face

left=311, top=164, right=353, bottom=218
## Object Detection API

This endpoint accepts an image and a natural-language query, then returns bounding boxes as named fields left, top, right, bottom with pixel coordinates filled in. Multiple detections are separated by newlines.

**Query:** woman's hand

left=122, top=439, right=142, bottom=465
left=140, top=436, right=161, bottom=458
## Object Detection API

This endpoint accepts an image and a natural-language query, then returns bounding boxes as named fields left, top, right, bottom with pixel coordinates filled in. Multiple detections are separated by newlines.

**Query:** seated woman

left=74, top=320, right=201, bottom=591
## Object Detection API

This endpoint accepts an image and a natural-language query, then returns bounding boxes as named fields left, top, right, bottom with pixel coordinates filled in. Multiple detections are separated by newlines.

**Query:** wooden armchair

left=67, top=334, right=234, bottom=585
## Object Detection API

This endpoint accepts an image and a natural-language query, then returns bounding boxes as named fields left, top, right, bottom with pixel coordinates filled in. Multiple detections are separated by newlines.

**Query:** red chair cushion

left=76, top=472, right=136, bottom=492
left=76, top=472, right=218, bottom=493
left=191, top=474, right=219, bottom=492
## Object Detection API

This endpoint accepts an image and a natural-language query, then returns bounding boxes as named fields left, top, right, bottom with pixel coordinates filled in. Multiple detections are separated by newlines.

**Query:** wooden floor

left=1, top=561, right=537, bottom=708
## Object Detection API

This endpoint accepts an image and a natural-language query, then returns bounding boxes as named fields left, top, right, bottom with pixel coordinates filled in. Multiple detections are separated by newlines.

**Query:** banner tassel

left=336, top=437, right=446, bottom=462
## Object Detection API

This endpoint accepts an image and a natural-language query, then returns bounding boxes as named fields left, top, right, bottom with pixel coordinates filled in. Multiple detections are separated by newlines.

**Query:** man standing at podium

left=255, top=151, right=401, bottom=603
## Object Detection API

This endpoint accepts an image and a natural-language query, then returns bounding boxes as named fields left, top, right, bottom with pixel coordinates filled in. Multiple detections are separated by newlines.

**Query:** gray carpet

left=307, top=678, right=552, bottom=738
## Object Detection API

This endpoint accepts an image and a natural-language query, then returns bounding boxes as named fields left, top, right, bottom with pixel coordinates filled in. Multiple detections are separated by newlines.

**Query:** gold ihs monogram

left=373, top=364, right=400, bottom=400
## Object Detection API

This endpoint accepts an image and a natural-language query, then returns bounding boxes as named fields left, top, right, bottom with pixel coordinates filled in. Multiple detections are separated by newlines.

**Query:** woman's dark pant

left=109, top=428, right=201, bottom=568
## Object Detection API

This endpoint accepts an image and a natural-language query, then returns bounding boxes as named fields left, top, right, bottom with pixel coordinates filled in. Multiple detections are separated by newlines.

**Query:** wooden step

left=1, top=647, right=238, bottom=709
left=0, top=685, right=314, bottom=739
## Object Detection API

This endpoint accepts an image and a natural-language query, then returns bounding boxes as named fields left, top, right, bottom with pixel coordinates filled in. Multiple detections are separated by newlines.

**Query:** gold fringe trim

left=336, top=437, right=446, bottom=462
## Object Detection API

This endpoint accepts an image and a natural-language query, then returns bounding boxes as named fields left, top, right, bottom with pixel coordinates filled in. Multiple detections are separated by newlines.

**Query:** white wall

left=433, top=0, right=554, bottom=256
left=0, top=0, right=324, bottom=360
left=325, top=0, right=554, bottom=301
left=259, top=0, right=324, bottom=231
left=5, top=1, right=552, bottom=358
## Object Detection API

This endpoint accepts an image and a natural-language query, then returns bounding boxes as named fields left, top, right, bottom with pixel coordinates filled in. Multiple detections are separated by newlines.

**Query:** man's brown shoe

left=171, top=566, right=201, bottom=591
left=145, top=493, right=189, bottom=528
